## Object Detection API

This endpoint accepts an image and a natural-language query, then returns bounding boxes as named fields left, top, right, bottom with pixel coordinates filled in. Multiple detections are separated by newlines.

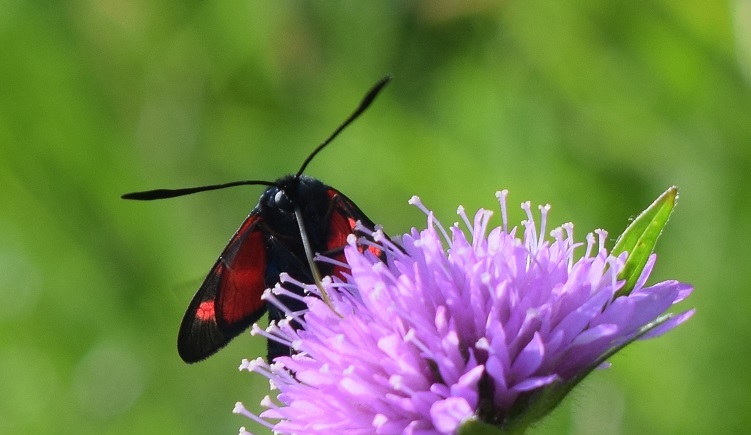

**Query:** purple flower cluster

left=234, top=191, right=693, bottom=434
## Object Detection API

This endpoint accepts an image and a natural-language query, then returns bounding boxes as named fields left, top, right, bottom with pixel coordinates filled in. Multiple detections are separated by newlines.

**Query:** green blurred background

left=1, top=1, right=748, bottom=434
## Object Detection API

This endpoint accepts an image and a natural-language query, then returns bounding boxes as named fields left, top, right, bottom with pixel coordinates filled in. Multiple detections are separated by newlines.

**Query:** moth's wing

left=177, top=213, right=268, bottom=363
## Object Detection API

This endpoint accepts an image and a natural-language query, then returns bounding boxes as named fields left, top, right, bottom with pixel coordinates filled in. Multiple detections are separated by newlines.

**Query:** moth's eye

left=274, top=190, right=291, bottom=209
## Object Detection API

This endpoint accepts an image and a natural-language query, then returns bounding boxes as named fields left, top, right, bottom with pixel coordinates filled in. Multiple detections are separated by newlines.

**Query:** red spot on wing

left=326, top=204, right=357, bottom=262
left=196, top=300, right=215, bottom=321
left=217, top=229, right=267, bottom=325
left=366, top=245, right=383, bottom=258
left=325, top=189, right=388, bottom=279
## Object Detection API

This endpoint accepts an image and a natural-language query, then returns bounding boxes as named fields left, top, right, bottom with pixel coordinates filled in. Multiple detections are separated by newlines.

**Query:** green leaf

left=611, top=186, right=678, bottom=297
left=457, top=418, right=508, bottom=435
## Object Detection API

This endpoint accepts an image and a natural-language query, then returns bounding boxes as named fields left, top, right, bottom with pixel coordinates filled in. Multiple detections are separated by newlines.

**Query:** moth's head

left=261, top=174, right=326, bottom=216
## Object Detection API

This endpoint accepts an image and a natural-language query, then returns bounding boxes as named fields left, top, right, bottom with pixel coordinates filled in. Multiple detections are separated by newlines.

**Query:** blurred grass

left=0, top=1, right=749, bottom=434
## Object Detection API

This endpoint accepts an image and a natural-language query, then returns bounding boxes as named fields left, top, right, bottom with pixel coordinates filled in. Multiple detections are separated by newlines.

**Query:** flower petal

left=430, top=397, right=474, bottom=434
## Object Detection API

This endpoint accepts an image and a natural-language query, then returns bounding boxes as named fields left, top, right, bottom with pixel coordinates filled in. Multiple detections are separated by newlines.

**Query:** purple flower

left=234, top=190, right=693, bottom=434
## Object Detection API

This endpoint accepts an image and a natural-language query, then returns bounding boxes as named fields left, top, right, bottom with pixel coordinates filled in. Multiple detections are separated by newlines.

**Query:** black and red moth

left=123, top=76, right=391, bottom=363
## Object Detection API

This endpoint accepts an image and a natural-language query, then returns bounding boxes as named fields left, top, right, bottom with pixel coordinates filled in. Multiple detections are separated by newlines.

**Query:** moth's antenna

left=295, top=75, right=392, bottom=179
left=122, top=75, right=392, bottom=201
left=121, top=180, right=276, bottom=201
left=291, top=75, right=393, bottom=316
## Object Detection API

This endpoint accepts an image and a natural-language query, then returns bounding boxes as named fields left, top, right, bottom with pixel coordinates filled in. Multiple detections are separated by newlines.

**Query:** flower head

left=235, top=190, right=693, bottom=434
